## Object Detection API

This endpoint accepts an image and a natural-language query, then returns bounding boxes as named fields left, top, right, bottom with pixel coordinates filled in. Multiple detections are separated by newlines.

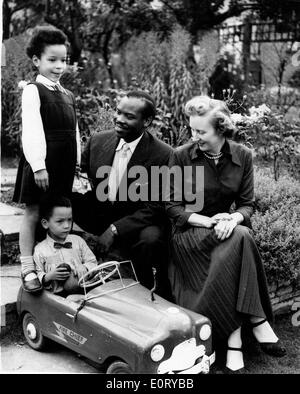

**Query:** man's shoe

left=22, top=272, right=43, bottom=293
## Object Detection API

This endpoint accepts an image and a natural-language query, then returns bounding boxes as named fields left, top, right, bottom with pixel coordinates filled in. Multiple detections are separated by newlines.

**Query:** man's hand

left=214, top=218, right=238, bottom=241
left=97, top=227, right=115, bottom=254
left=44, top=266, right=70, bottom=283
left=75, top=164, right=81, bottom=177
left=73, top=264, right=88, bottom=279
left=34, top=169, right=49, bottom=191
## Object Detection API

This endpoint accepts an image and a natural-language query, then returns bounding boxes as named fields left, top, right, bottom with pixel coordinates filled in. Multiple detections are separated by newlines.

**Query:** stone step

left=0, top=265, right=21, bottom=333
left=1, top=167, right=17, bottom=186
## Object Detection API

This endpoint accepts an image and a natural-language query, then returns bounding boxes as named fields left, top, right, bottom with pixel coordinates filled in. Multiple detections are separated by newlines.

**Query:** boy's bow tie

left=54, top=242, right=72, bottom=249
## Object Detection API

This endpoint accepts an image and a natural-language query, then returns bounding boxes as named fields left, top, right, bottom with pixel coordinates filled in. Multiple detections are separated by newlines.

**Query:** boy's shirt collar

left=46, top=233, right=71, bottom=247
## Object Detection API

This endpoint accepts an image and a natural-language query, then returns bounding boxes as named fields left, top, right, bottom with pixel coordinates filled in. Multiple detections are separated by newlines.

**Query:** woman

left=166, top=96, right=286, bottom=373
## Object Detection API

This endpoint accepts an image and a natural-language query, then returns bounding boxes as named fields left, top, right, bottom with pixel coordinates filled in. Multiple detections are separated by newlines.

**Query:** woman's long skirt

left=169, top=225, right=273, bottom=341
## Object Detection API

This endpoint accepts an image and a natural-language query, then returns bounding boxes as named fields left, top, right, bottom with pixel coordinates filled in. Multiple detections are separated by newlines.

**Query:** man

left=72, top=91, right=173, bottom=300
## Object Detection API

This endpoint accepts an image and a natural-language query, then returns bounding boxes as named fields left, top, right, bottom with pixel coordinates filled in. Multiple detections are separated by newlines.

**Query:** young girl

left=13, top=26, right=81, bottom=292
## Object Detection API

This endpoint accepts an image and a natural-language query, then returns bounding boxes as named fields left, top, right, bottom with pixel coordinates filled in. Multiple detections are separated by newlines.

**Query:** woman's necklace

left=203, top=151, right=223, bottom=160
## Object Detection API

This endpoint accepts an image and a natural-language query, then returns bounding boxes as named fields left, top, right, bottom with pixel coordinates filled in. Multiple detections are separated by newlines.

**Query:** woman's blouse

left=166, top=139, right=254, bottom=229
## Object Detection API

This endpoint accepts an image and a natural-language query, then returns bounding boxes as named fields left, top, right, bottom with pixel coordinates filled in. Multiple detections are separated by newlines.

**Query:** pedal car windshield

left=79, top=260, right=139, bottom=302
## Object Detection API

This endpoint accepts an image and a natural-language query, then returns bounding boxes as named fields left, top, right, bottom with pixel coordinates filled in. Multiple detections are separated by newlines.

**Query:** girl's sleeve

left=21, top=84, right=47, bottom=172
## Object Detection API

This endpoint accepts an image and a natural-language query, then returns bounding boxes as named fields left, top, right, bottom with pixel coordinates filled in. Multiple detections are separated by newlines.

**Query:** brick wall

left=268, top=277, right=300, bottom=315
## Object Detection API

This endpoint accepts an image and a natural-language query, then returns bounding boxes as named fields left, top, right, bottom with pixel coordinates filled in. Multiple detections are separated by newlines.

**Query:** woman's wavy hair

left=185, top=95, right=236, bottom=138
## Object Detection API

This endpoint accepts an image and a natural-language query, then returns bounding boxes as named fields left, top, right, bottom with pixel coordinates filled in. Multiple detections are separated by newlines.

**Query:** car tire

left=106, top=361, right=133, bottom=374
left=22, top=312, right=47, bottom=350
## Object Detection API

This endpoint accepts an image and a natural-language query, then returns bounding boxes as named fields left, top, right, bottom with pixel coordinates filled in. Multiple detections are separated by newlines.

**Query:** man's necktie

left=54, top=242, right=72, bottom=249
left=108, top=143, right=131, bottom=202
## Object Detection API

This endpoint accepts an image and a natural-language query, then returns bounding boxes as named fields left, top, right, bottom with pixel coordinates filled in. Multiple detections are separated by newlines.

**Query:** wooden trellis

left=219, top=21, right=300, bottom=44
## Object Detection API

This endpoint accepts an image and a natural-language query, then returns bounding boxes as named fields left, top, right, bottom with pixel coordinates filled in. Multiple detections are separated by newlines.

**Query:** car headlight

left=199, top=324, right=211, bottom=341
left=150, top=344, right=165, bottom=362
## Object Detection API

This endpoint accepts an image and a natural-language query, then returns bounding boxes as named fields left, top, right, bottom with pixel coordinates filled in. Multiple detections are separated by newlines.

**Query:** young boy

left=34, top=195, right=97, bottom=295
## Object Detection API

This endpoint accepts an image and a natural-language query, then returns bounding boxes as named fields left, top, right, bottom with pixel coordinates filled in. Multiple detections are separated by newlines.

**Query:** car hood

left=79, top=280, right=203, bottom=347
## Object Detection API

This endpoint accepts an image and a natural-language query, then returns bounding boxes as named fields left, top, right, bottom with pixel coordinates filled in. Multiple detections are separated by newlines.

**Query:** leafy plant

left=231, top=103, right=300, bottom=180
left=1, top=35, right=33, bottom=157
left=252, top=167, right=300, bottom=283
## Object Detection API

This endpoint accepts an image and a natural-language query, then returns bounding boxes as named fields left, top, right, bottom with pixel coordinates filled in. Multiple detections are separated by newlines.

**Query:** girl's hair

left=26, top=25, right=68, bottom=59
left=185, top=95, right=236, bottom=138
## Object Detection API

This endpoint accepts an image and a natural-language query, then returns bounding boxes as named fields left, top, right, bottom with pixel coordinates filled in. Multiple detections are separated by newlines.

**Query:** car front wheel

left=106, top=361, right=133, bottom=374
left=22, top=312, right=46, bottom=350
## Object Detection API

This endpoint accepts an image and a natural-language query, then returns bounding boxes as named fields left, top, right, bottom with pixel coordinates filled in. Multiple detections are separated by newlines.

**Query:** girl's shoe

left=22, top=271, right=42, bottom=293
left=250, top=319, right=286, bottom=357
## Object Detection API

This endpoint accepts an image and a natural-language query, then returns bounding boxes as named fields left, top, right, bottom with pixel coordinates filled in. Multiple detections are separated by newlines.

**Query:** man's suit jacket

left=81, top=129, right=173, bottom=242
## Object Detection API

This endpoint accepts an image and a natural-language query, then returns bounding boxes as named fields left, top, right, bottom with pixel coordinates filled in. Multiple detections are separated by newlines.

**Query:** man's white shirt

left=108, top=134, right=143, bottom=201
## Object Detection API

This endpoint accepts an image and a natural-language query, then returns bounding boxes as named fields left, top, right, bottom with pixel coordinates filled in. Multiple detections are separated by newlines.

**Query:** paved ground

left=1, top=323, right=102, bottom=373
left=1, top=265, right=20, bottom=305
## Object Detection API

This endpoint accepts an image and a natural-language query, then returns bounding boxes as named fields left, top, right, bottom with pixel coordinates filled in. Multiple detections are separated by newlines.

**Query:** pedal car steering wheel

left=78, top=261, right=119, bottom=288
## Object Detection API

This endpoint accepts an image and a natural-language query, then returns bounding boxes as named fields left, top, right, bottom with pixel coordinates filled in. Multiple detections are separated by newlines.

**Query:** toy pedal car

left=17, top=260, right=215, bottom=374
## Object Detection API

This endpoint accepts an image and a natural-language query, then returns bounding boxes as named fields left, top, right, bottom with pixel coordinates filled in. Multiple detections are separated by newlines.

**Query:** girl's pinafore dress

left=13, top=82, right=77, bottom=204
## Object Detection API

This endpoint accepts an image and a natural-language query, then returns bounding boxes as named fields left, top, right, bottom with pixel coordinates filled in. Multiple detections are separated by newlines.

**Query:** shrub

left=251, top=167, right=300, bottom=284
left=1, top=35, right=33, bottom=157
left=232, top=103, right=300, bottom=180
left=246, top=85, right=300, bottom=117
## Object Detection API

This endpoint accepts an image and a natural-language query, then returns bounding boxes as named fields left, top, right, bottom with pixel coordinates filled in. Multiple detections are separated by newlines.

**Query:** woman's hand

left=34, top=169, right=49, bottom=191
left=211, top=213, right=232, bottom=222
left=214, top=218, right=238, bottom=241
left=188, top=213, right=217, bottom=229
left=44, top=266, right=70, bottom=283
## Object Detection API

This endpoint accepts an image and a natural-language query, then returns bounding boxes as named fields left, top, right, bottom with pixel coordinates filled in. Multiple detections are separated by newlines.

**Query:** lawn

left=211, top=313, right=300, bottom=374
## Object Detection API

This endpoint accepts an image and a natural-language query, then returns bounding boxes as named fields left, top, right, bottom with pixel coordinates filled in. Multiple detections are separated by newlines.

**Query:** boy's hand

left=34, top=169, right=49, bottom=191
left=44, top=266, right=70, bottom=282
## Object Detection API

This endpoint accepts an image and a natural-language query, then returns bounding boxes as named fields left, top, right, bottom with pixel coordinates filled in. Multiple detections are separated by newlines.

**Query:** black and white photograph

left=0, top=0, right=299, bottom=377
